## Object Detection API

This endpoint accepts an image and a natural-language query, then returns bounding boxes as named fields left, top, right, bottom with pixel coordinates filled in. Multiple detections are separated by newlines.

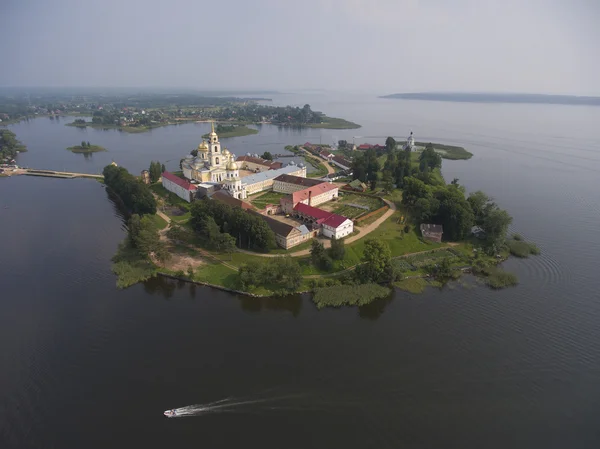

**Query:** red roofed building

left=161, top=171, right=197, bottom=202
left=292, top=203, right=354, bottom=239
left=331, top=155, right=352, bottom=170
left=358, top=144, right=372, bottom=150
left=280, top=183, right=339, bottom=214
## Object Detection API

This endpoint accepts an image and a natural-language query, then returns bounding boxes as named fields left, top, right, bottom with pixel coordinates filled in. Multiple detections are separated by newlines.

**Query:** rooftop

left=162, top=171, right=197, bottom=191
left=241, top=165, right=302, bottom=186
left=420, top=223, right=443, bottom=234
left=293, top=202, right=349, bottom=229
left=236, top=155, right=283, bottom=170
left=248, top=210, right=299, bottom=237
left=210, top=190, right=254, bottom=209
left=289, top=183, right=338, bottom=204
left=274, top=174, right=324, bottom=188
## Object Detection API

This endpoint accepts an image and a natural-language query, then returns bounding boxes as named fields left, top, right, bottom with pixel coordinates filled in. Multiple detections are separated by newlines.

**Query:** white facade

left=162, top=176, right=196, bottom=203
left=322, top=218, right=354, bottom=239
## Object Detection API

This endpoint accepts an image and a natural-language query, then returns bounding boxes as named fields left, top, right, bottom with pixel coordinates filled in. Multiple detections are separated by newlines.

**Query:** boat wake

left=165, top=393, right=305, bottom=418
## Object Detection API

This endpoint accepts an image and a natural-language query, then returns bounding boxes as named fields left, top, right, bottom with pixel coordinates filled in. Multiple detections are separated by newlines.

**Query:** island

left=100, top=128, right=538, bottom=309
left=380, top=92, right=600, bottom=107
left=66, top=141, right=106, bottom=153
left=201, top=124, right=258, bottom=139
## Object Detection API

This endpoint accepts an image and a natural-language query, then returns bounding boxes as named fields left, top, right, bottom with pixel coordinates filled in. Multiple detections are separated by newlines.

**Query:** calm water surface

left=1, top=93, right=600, bottom=448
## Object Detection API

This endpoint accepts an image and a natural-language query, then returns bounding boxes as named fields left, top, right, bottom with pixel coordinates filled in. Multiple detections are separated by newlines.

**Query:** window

left=216, top=157, right=219, bottom=165
left=214, top=146, right=218, bottom=152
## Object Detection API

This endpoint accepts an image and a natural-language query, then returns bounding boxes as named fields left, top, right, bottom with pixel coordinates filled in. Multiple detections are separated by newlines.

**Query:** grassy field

left=394, top=278, right=428, bottom=294
left=413, top=141, right=473, bottom=160
left=202, top=125, right=258, bottom=139
left=249, top=191, right=287, bottom=209
left=150, top=213, right=168, bottom=231
left=66, top=144, right=107, bottom=153
left=331, top=193, right=384, bottom=219
left=306, top=116, right=361, bottom=129
left=356, top=207, right=389, bottom=226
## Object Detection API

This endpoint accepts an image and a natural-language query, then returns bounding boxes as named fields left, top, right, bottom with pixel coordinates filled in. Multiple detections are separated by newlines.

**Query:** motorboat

left=164, top=409, right=177, bottom=418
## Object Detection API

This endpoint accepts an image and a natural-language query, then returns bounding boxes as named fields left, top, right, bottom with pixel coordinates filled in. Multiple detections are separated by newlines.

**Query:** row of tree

left=102, top=165, right=157, bottom=215
left=0, top=129, right=26, bottom=161
left=148, top=161, right=165, bottom=183
left=190, top=199, right=275, bottom=251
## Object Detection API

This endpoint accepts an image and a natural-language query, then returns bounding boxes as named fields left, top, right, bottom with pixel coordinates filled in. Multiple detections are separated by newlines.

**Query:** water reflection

left=143, top=276, right=177, bottom=299
left=358, top=296, right=393, bottom=320
left=238, top=294, right=303, bottom=316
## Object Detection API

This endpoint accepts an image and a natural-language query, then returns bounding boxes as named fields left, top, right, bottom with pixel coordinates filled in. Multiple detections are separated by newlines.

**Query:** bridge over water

left=23, top=169, right=103, bottom=179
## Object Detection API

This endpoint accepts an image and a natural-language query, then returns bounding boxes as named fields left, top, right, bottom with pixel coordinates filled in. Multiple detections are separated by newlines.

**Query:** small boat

left=164, top=409, right=177, bottom=418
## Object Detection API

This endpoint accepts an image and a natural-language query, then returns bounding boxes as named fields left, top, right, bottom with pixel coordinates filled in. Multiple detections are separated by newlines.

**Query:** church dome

left=226, top=160, right=238, bottom=171
left=222, top=148, right=230, bottom=156
left=198, top=140, right=209, bottom=151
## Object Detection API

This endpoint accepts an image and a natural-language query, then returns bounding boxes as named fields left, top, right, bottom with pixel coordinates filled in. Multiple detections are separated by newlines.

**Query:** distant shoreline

left=380, top=92, right=600, bottom=106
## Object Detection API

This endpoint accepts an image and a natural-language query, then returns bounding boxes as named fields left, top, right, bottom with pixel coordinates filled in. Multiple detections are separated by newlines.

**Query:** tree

left=190, top=149, right=198, bottom=157
left=330, top=237, right=345, bottom=260
left=419, top=144, right=442, bottom=170
left=149, top=161, right=162, bottom=183
left=355, top=239, right=392, bottom=283
left=216, top=232, right=236, bottom=259
left=338, top=140, right=348, bottom=149
left=261, top=151, right=273, bottom=161
left=310, top=239, right=326, bottom=265
left=161, top=163, right=166, bottom=173
left=385, top=136, right=397, bottom=154
left=382, top=171, right=394, bottom=193
left=86, top=141, right=91, bottom=148
left=127, top=214, right=169, bottom=262
left=187, top=265, right=194, bottom=279
left=81, top=140, right=86, bottom=148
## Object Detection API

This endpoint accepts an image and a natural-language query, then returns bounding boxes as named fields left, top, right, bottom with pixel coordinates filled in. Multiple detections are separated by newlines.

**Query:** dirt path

left=153, top=207, right=239, bottom=272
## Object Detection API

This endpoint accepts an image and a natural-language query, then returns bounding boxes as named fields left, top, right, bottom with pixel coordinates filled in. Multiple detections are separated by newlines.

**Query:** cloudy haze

left=2, top=0, right=599, bottom=94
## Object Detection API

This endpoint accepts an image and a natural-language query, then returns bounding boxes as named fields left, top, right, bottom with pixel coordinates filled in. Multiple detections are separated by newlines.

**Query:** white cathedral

left=181, top=122, right=247, bottom=199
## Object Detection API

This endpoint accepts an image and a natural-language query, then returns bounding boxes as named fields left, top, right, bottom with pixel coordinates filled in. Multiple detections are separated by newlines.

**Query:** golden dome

left=223, top=148, right=230, bottom=155
left=198, top=140, right=209, bottom=151
left=226, top=160, right=238, bottom=171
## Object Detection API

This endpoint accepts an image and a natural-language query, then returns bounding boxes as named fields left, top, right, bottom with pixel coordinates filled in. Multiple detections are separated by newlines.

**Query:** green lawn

left=193, top=262, right=238, bottom=289
left=150, top=214, right=168, bottom=231
left=250, top=191, right=287, bottom=209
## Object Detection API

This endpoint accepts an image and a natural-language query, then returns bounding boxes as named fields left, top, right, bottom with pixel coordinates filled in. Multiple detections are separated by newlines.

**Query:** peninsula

left=380, top=92, right=600, bottom=107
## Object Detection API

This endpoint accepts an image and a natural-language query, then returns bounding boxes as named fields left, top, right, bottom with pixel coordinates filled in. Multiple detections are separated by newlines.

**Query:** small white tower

left=404, top=131, right=415, bottom=151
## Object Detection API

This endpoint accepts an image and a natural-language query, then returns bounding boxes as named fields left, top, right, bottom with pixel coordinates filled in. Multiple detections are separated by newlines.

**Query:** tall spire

left=211, top=121, right=215, bottom=134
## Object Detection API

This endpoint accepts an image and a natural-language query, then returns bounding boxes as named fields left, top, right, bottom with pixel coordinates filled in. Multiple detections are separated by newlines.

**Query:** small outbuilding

left=420, top=223, right=443, bottom=243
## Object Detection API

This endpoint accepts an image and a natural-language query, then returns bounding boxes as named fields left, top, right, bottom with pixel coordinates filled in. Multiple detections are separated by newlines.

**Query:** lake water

left=1, top=92, right=600, bottom=448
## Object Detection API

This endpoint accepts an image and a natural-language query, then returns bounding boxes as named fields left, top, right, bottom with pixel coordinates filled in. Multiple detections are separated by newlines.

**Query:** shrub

left=483, top=268, right=519, bottom=289
left=512, top=233, right=523, bottom=241
left=312, top=284, right=391, bottom=309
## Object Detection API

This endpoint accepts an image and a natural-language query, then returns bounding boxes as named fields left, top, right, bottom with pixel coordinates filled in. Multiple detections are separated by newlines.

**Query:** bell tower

left=208, top=121, right=222, bottom=167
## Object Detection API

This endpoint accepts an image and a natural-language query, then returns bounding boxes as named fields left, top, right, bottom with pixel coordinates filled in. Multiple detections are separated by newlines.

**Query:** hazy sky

left=2, top=0, right=599, bottom=94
